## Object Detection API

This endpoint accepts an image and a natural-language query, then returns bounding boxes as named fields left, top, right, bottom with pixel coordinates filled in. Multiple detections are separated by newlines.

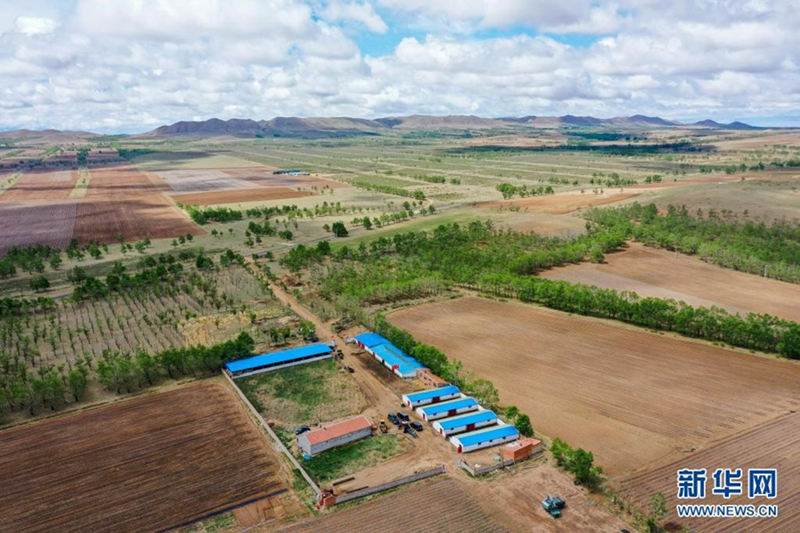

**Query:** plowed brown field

left=281, top=477, right=508, bottom=533
left=0, top=381, right=290, bottom=532
left=541, top=242, right=800, bottom=323
left=620, top=412, right=800, bottom=532
left=1, top=170, right=78, bottom=201
left=0, top=200, right=77, bottom=253
left=171, top=186, right=313, bottom=206
left=73, top=165, right=201, bottom=243
left=390, top=297, right=800, bottom=476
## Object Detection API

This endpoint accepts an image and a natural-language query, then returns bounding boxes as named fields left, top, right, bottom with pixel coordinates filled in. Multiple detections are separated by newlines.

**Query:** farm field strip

left=154, top=168, right=259, bottom=193
left=389, top=296, right=800, bottom=476
left=0, top=199, right=77, bottom=254
left=619, top=412, right=800, bottom=532
left=1, top=170, right=78, bottom=201
left=0, top=382, right=289, bottom=533
left=541, top=243, right=800, bottom=323
left=477, top=191, right=639, bottom=214
left=171, top=186, right=314, bottom=206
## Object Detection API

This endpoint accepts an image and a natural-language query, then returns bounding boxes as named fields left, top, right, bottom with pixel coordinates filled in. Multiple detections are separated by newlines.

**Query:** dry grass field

left=390, top=296, right=800, bottom=476
left=0, top=381, right=296, bottom=532
left=620, top=412, right=800, bottom=532
left=477, top=191, right=639, bottom=214
left=542, top=242, right=800, bottom=322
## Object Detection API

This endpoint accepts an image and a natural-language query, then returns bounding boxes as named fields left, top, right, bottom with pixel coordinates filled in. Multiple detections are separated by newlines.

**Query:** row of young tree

left=309, top=221, right=800, bottom=358
left=349, top=178, right=426, bottom=200
left=0, top=354, right=90, bottom=418
left=496, top=183, right=554, bottom=199
left=586, top=202, right=800, bottom=283
left=0, top=331, right=255, bottom=421
left=550, top=438, right=603, bottom=488
left=96, top=331, right=254, bottom=394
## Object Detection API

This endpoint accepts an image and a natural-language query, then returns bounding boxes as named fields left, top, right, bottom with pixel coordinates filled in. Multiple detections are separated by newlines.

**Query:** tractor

left=541, top=494, right=566, bottom=518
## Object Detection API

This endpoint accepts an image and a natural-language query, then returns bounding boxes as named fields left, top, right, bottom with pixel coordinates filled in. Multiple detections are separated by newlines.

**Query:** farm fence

left=221, top=371, right=321, bottom=497
left=334, top=465, right=447, bottom=505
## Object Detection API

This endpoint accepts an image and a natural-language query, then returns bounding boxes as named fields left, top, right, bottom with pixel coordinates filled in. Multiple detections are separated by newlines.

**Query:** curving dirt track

left=0, top=381, right=290, bottom=533
left=541, top=242, right=800, bottom=323
left=390, top=297, right=800, bottom=477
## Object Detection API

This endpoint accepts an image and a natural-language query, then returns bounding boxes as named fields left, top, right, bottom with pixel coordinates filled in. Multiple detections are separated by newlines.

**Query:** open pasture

left=620, top=412, right=800, bottom=532
left=0, top=381, right=291, bottom=533
left=390, top=296, right=800, bottom=476
left=542, top=242, right=800, bottom=322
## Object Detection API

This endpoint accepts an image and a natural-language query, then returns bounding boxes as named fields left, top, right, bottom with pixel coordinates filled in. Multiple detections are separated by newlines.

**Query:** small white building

left=449, top=423, right=519, bottom=453
left=297, top=416, right=372, bottom=456
left=431, top=409, right=498, bottom=437
left=416, top=396, right=479, bottom=421
left=401, top=385, right=461, bottom=409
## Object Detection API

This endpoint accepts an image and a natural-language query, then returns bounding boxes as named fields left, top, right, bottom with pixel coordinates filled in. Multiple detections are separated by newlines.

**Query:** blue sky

left=0, top=1, right=798, bottom=132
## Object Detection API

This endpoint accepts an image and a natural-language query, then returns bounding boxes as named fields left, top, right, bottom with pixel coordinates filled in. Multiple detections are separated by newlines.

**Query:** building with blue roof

left=224, top=343, right=333, bottom=378
left=431, top=409, right=498, bottom=437
left=402, top=385, right=460, bottom=408
left=416, top=396, right=478, bottom=421
left=353, top=332, right=424, bottom=379
left=449, top=424, right=520, bottom=453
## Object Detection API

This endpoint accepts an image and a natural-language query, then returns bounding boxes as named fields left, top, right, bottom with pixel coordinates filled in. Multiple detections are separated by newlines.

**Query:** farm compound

left=353, top=332, right=423, bottom=378
left=402, top=385, right=460, bottom=408
left=225, top=343, right=334, bottom=378
left=297, top=416, right=372, bottom=456
left=450, top=424, right=520, bottom=454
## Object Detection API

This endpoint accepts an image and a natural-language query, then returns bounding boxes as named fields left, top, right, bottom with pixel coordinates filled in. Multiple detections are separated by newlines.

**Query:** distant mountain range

left=146, top=114, right=760, bottom=138
left=0, top=115, right=764, bottom=141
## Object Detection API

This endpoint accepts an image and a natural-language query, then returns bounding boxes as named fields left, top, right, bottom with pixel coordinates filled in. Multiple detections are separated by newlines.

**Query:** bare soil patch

left=542, top=242, right=800, bottom=322
left=620, top=412, right=800, bottom=532
left=172, top=186, right=313, bottom=206
left=390, top=297, right=800, bottom=477
left=465, top=461, right=631, bottom=532
left=477, top=192, right=638, bottom=214
left=0, top=381, right=295, bottom=532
